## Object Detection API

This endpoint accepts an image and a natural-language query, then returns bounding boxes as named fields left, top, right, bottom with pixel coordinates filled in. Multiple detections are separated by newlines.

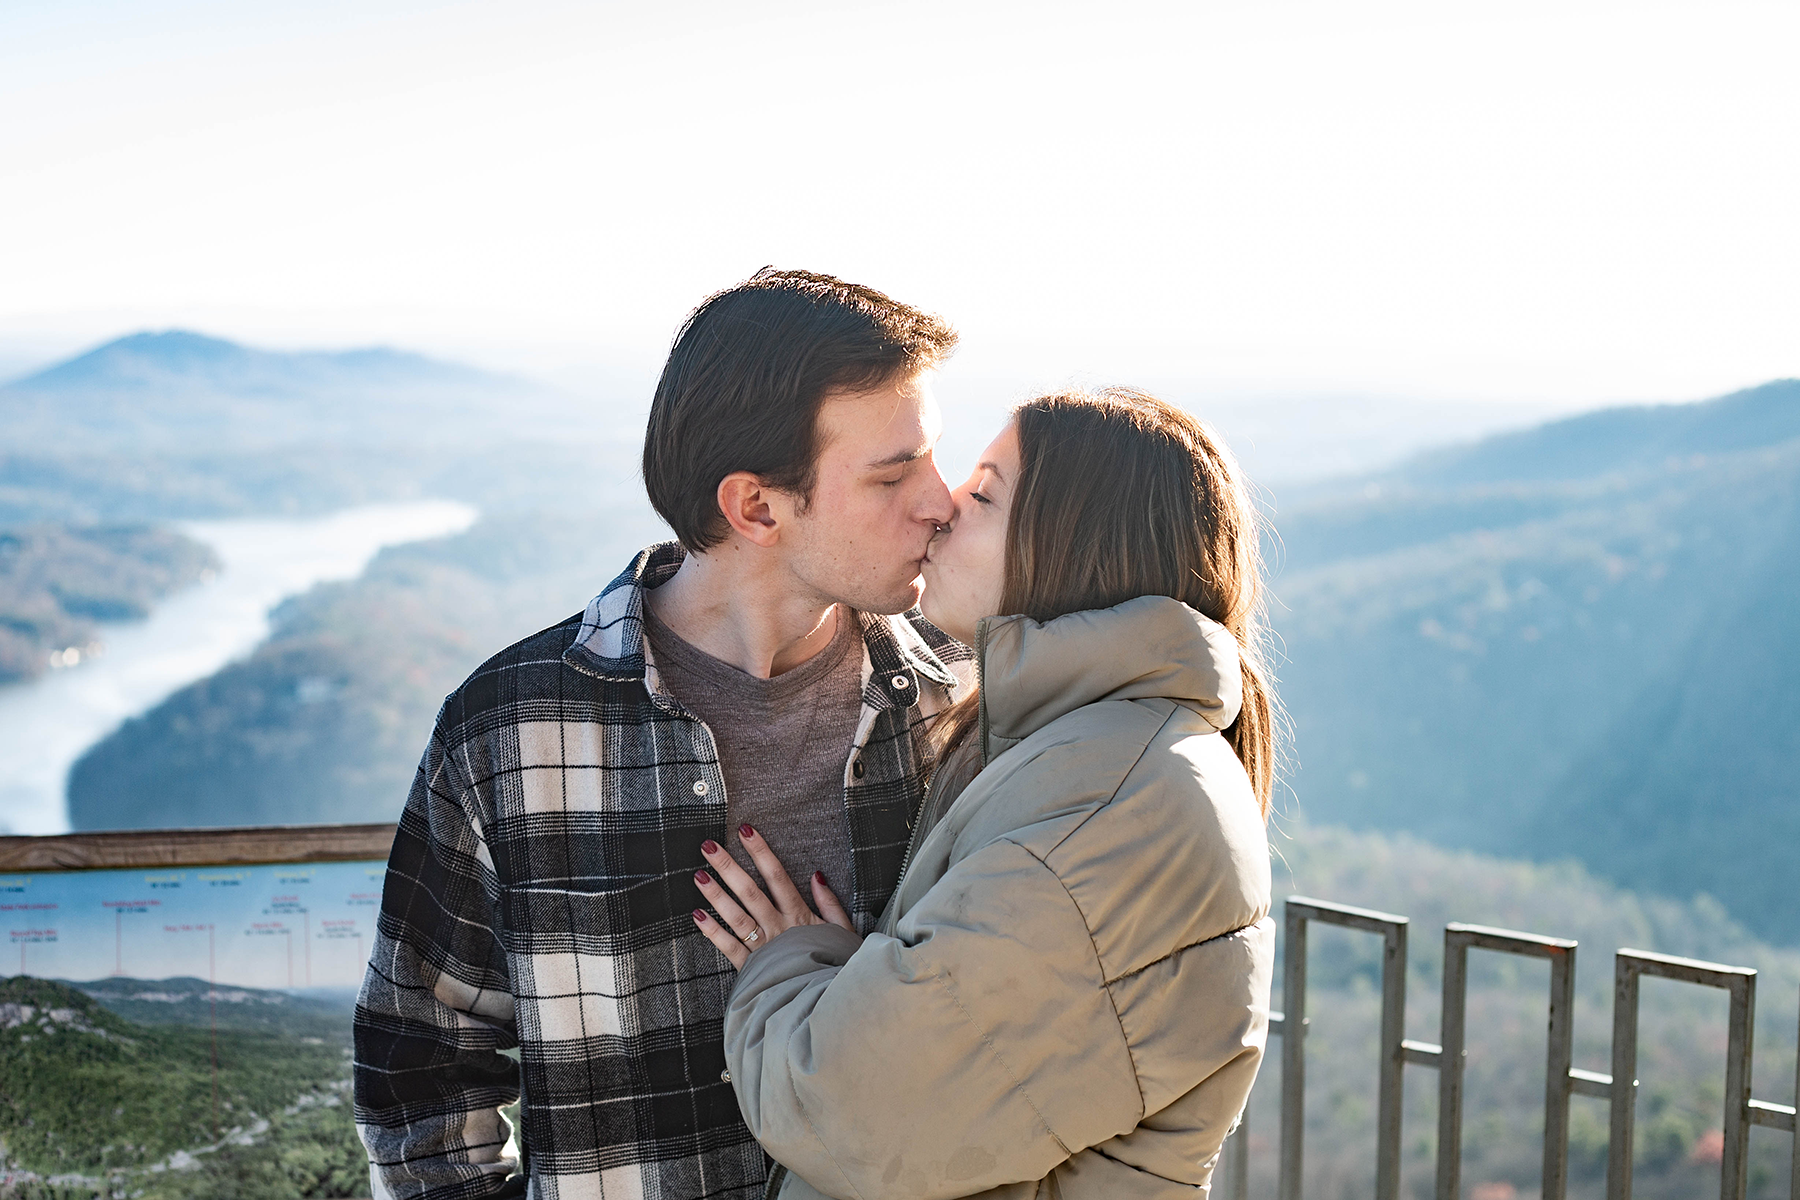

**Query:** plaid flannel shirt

left=355, top=543, right=970, bottom=1200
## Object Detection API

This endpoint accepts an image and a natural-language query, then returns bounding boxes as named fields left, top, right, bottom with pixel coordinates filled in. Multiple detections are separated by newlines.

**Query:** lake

left=0, top=500, right=477, bottom=835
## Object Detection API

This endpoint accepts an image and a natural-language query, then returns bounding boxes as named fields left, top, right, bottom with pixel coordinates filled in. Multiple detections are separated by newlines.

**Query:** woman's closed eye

left=971, top=489, right=993, bottom=505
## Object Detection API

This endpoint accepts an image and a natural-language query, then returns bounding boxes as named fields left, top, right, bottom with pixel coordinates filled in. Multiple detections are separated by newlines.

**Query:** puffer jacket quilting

left=725, top=596, right=1276, bottom=1200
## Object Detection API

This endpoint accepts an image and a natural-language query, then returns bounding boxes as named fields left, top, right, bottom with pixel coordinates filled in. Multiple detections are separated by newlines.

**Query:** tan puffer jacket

left=725, top=595, right=1275, bottom=1199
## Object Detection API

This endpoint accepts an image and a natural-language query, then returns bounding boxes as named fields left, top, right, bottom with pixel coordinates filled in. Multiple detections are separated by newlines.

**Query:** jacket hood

left=977, top=594, right=1243, bottom=763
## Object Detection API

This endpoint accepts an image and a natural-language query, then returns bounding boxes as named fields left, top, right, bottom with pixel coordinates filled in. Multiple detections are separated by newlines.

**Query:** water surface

left=0, top=500, right=477, bottom=834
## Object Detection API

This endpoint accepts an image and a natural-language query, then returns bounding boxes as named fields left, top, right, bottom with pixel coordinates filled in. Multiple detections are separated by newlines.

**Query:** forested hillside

left=1272, top=380, right=1800, bottom=942
left=67, top=509, right=665, bottom=830
left=0, top=524, right=217, bottom=680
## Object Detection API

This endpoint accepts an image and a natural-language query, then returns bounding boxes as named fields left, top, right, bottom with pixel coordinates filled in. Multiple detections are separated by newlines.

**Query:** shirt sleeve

left=354, top=723, right=524, bottom=1200
left=723, top=837, right=1145, bottom=1200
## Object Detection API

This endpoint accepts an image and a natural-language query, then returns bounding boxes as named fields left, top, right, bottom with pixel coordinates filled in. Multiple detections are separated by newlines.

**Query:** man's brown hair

left=642, top=267, right=958, bottom=551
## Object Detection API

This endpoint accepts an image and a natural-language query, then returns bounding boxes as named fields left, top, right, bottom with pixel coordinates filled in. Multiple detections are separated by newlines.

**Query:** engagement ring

left=744, top=929, right=760, bottom=944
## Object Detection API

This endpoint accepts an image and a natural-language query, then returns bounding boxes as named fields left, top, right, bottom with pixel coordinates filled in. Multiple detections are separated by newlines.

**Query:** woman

left=693, top=388, right=1277, bottom=1199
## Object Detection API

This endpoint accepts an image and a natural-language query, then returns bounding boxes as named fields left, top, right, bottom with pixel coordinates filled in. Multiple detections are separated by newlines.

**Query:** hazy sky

left=3, top=0, right=1796, bottom=412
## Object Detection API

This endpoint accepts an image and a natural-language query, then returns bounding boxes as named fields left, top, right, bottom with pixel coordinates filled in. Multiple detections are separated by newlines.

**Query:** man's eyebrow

left=867, top=445, right=932, bottom=469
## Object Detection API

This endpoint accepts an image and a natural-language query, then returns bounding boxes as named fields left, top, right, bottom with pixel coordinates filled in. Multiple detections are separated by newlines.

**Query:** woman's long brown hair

left=932, top=388, right=1280, bottom=817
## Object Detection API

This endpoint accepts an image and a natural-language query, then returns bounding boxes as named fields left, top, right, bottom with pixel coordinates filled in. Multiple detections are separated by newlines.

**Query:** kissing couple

left=355, top=268, right=1278, bottom=1200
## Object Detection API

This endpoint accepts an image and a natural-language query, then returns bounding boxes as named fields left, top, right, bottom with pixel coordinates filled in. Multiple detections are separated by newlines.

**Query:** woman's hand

left=694, top=824, right=856, bottom=969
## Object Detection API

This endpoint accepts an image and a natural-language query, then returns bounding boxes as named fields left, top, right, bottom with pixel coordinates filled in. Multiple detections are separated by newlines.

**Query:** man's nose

left=919, top=460, right=956, bottom=526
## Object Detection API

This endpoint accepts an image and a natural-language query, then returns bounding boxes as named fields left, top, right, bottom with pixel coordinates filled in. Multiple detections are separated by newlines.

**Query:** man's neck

left=645, top=547, right=842, bottom=680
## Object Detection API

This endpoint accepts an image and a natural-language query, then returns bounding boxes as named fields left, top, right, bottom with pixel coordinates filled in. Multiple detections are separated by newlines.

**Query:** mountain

left=1398, top=378, right=1800, bottom=487
left=0, top=330, right=643, bottom=526
left=1269, top=378, right=1800, bottom=942
left=18, top=330, right=474, bottom=395
left=0, top=330, right=580, bottom=454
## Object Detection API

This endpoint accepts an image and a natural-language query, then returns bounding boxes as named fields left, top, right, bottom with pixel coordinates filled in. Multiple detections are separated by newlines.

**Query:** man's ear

left=717, top=472, right=783, bottom=548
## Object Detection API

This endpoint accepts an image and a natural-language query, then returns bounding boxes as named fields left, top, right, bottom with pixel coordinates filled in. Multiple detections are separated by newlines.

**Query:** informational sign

left=1, top=860, right=385, bottom=989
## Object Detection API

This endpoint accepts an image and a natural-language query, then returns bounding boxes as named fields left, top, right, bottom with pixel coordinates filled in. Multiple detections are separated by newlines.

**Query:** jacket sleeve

left=724, top=837, right=1144, bottom=1200
left=354, top=723, right=523, bottom=1200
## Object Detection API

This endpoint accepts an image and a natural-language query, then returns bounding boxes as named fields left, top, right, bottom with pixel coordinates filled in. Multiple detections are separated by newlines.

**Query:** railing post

left=1377, top=917, right=1407, bottom=1200
left=1609, top=953, right=1643, bottom=1200
left=1722, top=969, right=1755, bottom=1200
left=1435, top=924, right=1579, bottom=1200
left=1280, top=905, right=1309, bottom=1200
left=1791, top=997, right=1799, bottom=1199
left=1436, top=931, right=1468, bottom=1200
left=1544, top=942, right=1577, bottom=1200
left=1223, top=1009, right=1281, bottom=1200
left=1609, top=949, right=1760, bottom=1200
left=1225, top=1111, right=1249, bottom=1200
left=1281, top=897, right=1412, bottom=1200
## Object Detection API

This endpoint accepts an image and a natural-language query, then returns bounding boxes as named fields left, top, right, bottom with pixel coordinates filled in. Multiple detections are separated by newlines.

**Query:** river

left=0, top=499, right=478, bottom=835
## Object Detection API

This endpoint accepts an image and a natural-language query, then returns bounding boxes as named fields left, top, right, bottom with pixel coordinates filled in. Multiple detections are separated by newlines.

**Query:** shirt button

left=852, top=759, right=865, bottom=779
left=891, top=674, right=910, bottom=690
left=720, top=1069, right=732, bottom=1083
left=692, top=780, right=709, bottom=796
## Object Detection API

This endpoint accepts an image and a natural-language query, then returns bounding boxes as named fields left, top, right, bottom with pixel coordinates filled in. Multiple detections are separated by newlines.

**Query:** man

left=354, top=268, right=970, bottom=1199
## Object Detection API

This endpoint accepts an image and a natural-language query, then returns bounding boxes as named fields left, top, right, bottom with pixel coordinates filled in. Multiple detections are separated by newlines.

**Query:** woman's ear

left=717, top=472, right=782, bottom=547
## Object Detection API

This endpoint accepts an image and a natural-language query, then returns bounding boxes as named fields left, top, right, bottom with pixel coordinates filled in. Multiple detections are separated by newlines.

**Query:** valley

left=1, top=328, right=1796, bottom=1196
left=1273, top=380, right=1800, bottom=941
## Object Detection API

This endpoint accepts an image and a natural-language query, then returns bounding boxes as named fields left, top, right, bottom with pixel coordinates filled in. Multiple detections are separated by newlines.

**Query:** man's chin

left=855, top=577, right=926, bottom=617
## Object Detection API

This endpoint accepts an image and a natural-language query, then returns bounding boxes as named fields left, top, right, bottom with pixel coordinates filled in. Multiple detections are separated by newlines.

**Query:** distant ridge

left=1396, top=377, right=1800, bottom=486
left=0, top=328, right=587, bottom=455
left=15, top=329, right=514, bottom=397
left=68, top=973, right=354, bottom=1036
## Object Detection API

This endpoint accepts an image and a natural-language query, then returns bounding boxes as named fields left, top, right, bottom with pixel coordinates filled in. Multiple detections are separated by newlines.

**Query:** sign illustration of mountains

left=0, top=975, right=365, bottom=1199
left=4, top=860, right=384, bottom=991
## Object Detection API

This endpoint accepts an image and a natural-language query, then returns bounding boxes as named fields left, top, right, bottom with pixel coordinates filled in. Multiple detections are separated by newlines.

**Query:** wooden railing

left=0, top=823, right=396, bottom=871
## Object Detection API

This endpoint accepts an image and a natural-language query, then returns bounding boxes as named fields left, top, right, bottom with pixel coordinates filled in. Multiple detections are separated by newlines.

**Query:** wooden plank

left=0, top=823, right=397, bottom=872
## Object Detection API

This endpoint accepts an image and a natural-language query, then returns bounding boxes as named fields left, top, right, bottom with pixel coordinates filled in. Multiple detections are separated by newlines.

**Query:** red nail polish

left=695, top=870, right=712, bottom=886
left=693, top=909, right=707, bottom=922
left=701, top=840, right=720, bottom=855
left=740, top=824, right=756, bottom=839
left=812, top=871, right=826, bottom=884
